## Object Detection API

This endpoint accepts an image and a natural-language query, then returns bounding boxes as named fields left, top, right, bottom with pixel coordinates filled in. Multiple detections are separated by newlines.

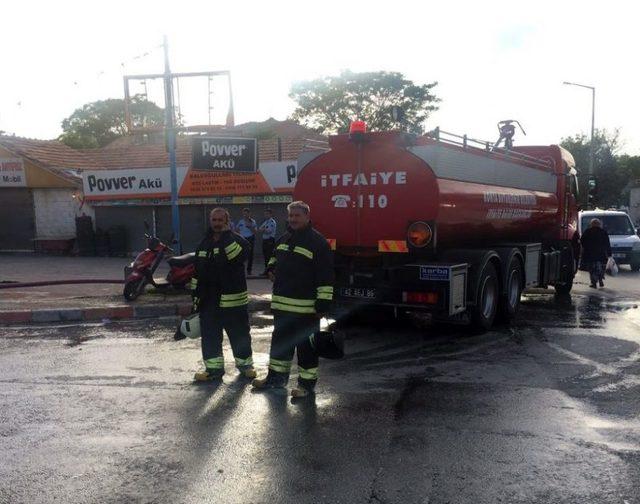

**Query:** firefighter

left=191, top=208, right=256, bottom=381
left=252, top=201, right=334, bottom=398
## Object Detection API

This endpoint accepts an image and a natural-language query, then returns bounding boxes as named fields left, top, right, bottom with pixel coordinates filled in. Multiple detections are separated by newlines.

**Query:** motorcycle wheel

left=123, top=278, right=145, bottom=301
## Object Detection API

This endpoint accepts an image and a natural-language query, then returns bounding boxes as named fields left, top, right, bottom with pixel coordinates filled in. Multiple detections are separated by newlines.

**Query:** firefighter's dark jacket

left=266, top=223, right=334, bottom=314
left=191, top=230, right=249, bottom=310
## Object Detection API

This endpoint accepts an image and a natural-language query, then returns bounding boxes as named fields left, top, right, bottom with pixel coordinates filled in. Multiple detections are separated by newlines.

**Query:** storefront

left=1, top=120, right=326, bottom=255
left=0, top=137, right=89, bottom=252
left=82, top=135, right=314, bottom=254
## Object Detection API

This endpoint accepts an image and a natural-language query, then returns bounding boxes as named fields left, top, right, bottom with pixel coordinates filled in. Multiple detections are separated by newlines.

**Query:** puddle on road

left=520, top=292, right=639, bottom=331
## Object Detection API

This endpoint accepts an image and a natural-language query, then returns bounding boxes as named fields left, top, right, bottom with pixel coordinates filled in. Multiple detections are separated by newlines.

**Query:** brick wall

left=33, top=188, right=95, bottom=238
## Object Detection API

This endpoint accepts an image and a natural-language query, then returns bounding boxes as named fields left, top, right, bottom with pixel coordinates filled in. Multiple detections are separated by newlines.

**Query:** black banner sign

left=191, top=137, right=257, bottom=173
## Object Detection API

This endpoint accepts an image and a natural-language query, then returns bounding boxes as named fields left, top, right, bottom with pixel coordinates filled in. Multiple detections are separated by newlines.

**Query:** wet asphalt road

left=1, top=271, right=640, bottom=504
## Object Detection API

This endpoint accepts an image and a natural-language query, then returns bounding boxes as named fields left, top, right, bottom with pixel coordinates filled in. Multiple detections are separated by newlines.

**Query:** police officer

left=252, top=201, right=334, bottom=398
left=258, top=208, right=277, bottom=275
left=191, top=208, right=256, bottom=381
left=234, top=208, right=257, bottom=276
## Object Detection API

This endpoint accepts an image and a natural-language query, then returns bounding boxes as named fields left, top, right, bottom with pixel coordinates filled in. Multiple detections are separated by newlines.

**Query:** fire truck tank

left=294, top=130, right=574, bottom=252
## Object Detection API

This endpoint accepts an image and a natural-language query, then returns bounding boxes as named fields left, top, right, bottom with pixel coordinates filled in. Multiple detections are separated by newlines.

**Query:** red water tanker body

left=294, top=128, right=579, bottom=329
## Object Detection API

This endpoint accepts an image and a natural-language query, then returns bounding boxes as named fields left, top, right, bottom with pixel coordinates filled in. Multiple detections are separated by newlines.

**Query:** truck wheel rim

left=481, top=276, right=497, bottom=319
left=508, top=269, right=520, bottom=308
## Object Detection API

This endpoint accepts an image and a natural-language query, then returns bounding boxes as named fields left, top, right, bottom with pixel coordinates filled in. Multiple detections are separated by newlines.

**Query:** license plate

left=613, top=253, right=626, bottom=259
left=339, top=287, right=377, bottom=299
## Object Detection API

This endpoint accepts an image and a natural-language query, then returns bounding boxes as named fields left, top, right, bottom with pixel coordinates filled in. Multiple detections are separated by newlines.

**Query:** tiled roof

left=0, top=135, right=90, bottom=170
left=82, top=136, right=326, bottom=170
left=0, top=135, right=88, bottom=182
left=82, top=141, right=192, bottom=170
left=235, top=118, right=326, bottom=141
left=0, top=119, right=328, bottom=173
left=80, top=119, right=327, bottom=170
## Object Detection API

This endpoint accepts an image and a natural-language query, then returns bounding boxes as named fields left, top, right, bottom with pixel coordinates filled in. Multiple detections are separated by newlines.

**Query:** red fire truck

left=293, top=121, right=580, bottom=329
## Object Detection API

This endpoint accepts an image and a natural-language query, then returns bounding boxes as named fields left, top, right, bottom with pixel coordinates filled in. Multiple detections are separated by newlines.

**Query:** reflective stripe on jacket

left=192, top=230, right=249, bottom=309
left=267, top=224, right=334, bottom=314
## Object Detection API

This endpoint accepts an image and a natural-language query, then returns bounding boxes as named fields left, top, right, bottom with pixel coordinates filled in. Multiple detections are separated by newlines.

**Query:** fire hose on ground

left=0, top=280, right=124, bottom=289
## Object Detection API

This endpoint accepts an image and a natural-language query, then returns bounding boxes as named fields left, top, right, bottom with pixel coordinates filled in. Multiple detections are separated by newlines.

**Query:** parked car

left=579, top=209, right=640, bottom=271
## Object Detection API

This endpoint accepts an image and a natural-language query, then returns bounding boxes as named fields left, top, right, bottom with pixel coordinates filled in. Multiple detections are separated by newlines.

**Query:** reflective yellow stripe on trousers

left=269, top=358, right=292, bottom=373
left=204, top=356, right=224, bottom=369
left=271, top=295, right=316, bottom=314
left=298, top=367, right=318, bottom=380
left=220, top=291, right=248, bottom=308
left=234, top=356, right=254, bottom=367
left=316, top=285, right=333, bottom=300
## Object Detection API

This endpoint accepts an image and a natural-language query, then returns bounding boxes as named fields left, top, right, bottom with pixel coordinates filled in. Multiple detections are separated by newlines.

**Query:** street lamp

left=563, top=81, right=596, bottom=180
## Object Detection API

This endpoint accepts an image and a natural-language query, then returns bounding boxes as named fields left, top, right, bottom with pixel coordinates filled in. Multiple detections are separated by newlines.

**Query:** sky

left=2, top=0, right=639, bottom=155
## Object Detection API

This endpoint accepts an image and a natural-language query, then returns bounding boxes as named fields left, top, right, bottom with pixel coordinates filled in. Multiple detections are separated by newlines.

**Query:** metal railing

left=425, top=127, right=554, bottom=169
left=303, top=138, right=330, bottom=151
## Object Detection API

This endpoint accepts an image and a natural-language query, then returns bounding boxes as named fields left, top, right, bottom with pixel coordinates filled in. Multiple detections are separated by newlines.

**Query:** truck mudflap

left=335, top=262, right=468, bottom=316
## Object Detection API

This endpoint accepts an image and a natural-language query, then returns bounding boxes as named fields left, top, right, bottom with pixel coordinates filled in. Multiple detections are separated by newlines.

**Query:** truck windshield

left=581, top=215, right=635, bottom=236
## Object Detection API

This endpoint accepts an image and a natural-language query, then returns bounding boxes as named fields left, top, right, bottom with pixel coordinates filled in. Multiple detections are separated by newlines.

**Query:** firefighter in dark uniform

left=252, top=201, right=334, bottom=398
left=191, top=208, right=256, bottom=381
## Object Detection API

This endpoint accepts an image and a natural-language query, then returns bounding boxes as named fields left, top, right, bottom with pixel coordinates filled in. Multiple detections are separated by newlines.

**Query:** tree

left=560, top=129, right=629, bottom=208
left=58, top=95, right=165, bottom=149
left=289, top=70, right=440, bottom=135
left=617, top=155, right=640, bottom=185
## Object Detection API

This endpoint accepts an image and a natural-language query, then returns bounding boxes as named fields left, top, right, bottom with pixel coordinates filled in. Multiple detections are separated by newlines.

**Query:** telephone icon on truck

left=331, top=195, right=351, bottom=208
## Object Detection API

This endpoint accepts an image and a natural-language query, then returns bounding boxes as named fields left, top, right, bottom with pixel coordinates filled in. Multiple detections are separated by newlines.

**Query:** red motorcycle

left=123, top=228, right=195, bottom=301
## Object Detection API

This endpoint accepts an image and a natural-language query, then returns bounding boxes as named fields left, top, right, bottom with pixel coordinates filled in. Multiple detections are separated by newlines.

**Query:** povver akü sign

left=82, top=161, right=296, bottom=200
left=83, top=167, right=189, bottom=198
left=191, top=137, right=257, bottom=173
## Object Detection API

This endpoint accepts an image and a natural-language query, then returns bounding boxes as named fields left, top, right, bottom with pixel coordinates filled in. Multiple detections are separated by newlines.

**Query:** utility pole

left=563, top=81, right=596, bottom=205
left=122, top=42, right=235, bottom=252
left=163, top=36, right=181, bottom=253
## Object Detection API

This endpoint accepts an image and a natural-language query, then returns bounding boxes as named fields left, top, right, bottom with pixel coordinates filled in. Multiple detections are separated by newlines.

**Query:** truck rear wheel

left=470, top=262, right=499, bottom=331
left=554, top=243, right=575, bottom=296
left=498, top=258, right=523, bottom=321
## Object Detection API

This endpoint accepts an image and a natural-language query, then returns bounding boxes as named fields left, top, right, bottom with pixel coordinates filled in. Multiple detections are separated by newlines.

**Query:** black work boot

left=252, top=371, right=288, bottom=390
left=194, top=368, right=225, bottom=382
left=291, top=378, right=316, bottom=399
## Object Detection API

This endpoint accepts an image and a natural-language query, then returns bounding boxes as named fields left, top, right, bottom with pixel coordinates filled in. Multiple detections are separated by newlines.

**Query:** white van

left=579, top=210, right=640, bottom=271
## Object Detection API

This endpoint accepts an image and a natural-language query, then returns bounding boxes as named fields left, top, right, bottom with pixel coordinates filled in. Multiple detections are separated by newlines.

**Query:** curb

left=0, top=297, right=271, bottom=326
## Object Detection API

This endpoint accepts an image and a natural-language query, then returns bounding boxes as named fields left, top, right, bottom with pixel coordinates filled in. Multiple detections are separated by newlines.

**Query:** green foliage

left=289, top=70, right=440, bottom=135
left=560, top=129, right=631, bottom=208
left=59, top=96, right=165, bottom=149
left=617, top=155, right=640, bottom=184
